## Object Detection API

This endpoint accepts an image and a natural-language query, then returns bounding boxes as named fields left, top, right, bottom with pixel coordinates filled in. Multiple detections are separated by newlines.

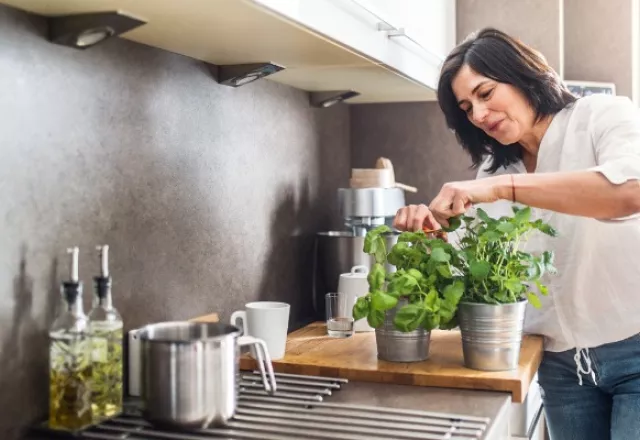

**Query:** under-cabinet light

left=310, top=90, right=360, bottom=108
left=208, top=62, right=285, bottom=88
left=47, top=11, right=146, bottom=49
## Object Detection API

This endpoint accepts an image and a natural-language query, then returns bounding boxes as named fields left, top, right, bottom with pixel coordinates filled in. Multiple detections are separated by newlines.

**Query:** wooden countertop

left=240, top=321, right=544, bottom=403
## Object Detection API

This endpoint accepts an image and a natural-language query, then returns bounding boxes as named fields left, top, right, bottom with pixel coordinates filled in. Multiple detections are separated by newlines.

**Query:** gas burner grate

left=30, top=371, right=490, bottom=440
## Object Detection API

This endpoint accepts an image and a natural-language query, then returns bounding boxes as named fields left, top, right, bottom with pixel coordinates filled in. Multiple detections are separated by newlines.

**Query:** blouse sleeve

left=589, top=96, right=640, bottom=185
left=587, top=96, right=640, bottom=222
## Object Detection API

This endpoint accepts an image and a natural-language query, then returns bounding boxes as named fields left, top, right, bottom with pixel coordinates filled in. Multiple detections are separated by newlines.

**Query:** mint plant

left=448, top=205, right=557, bottom=308
left=352, top=225, right=465, bottom=332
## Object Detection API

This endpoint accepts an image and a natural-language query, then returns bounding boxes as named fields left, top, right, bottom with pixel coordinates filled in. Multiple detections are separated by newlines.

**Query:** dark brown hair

left=437, top=28, right=577, bottom=173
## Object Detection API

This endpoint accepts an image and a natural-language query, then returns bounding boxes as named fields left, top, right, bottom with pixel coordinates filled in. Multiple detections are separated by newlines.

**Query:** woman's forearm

left=491, top=171, right=640, bottom=219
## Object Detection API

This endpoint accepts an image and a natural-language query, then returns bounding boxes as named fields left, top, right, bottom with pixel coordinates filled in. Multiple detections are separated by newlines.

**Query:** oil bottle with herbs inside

left=48, top=247, right=93, bottom=430
left=88, top=245, right=124, bottom=421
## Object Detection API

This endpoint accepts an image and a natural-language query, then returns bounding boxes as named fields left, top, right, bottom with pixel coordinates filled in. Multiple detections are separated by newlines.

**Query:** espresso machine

left=312, top=186, right=406, bottom=320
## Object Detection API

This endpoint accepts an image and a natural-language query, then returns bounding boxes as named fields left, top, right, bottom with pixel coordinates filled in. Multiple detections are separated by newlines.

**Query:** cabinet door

left=249, top=0, right=448, bottom=91
left=365, top=0, right=456, bottom=59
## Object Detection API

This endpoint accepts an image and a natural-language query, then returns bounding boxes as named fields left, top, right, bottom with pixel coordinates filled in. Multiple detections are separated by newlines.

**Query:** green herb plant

left=448, top=206, right=557, bottom=308
left=352, top=205, right=558, bottom=333
left=352, top=225, right=466, bottom=333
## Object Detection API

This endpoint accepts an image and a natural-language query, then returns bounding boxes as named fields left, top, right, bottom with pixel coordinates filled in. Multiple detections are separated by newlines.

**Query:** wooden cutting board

left=240, top=322, right=543, bottom=403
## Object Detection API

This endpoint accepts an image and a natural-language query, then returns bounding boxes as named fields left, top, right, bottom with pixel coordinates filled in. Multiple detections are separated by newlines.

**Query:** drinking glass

left=325, top=292, right=354, bottom=338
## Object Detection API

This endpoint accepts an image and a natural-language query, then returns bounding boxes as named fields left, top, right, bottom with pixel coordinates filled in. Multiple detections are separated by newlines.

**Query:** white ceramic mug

left=230, top=301, right=290, bottom=360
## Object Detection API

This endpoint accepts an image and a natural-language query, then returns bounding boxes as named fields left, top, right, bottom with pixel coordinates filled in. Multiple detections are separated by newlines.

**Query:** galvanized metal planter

left=458, top=300, right=527, bottom=371
left=375, top=298, right=431, bottom=362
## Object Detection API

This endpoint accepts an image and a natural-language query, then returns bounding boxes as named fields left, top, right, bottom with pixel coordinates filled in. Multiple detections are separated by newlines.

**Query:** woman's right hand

left=393, top=204, right=442, bottom=232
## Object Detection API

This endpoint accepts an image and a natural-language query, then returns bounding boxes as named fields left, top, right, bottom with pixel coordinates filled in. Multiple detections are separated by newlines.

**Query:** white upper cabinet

left=0, top=0, right=455, bottom=103
left=365, top=0, right=456, bottom=60
left=251, top=0, right=455, bottom=93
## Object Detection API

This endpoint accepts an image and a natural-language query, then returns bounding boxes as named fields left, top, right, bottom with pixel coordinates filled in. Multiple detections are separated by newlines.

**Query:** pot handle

left=238, top=335, right=277, bottom=394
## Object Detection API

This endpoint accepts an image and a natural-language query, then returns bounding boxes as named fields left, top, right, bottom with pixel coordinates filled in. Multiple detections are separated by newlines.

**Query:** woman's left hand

left=429, top=176, right=507, bottom=227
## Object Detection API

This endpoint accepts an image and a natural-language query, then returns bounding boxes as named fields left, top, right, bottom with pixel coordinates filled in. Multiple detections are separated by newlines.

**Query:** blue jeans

left=538, top=333, right=640, bottom=440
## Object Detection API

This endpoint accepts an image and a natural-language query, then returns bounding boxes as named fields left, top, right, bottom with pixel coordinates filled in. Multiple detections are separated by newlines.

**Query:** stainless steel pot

left=137, top=321, right=276, bottom=428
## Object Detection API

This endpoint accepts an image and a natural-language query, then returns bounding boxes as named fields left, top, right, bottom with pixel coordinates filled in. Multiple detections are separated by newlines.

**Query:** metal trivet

left=30, top=371, right=490, bottom=440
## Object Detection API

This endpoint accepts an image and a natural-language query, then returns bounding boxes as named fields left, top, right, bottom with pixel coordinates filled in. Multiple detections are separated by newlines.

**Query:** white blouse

left=472, top=94, right=640, bottom=353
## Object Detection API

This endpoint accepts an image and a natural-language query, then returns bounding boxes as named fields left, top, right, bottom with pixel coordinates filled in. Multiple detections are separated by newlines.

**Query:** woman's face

left=451, top=64, right=536, bottom=145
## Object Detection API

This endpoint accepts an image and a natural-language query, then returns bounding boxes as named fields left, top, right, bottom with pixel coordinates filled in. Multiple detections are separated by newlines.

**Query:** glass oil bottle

left=49, top=247, right=93, bottom=430
left=88, top=245, right=123, bottom=421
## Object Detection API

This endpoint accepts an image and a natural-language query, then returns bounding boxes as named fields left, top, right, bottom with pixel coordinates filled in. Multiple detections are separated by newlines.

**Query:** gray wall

left=0, top=5, right=350, bottom=438
left=564, top=0, right=634, bottom=98
left=352, top=0, right=563, bottom=203
left=457, top=0, right=562, bottom=72
left=351, top=102, right=475, bottom=204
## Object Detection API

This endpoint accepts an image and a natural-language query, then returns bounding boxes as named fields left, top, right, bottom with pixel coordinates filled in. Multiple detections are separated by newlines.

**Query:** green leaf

left=443, top=281, right=465, bottom=304
left=535, top=280, right=549, bottom=296
left=527, top=292, right=542, bottom=308
left=352, top=296, right=370, bottom=320
left=407, top=269, right=423, bottom=281
left=481, top=231, right=501, bottom=242
left=526, top=259, right=544, bottom=280
left=392, top=241, right=410, bottom=252
left=442, top=216, right=462, bottom=232
left=482, top=294, right=500, bottom=305
left=367, top=263, right=386, bottom=291
left=388, top=273, right=419, bottom=295
left=436, top=264, right=453, bottom=278
left=505, top=279, right=524, bottom=294
left=371, top=290, right=399, bottom=311
left=440, top=281, right=464, bottom=322
left=470, top=260, right=491, bottom=280
left=374, top=241, right=387, bottom=265
left=515, top=206, right=531, bottom=224
left=430, top=247, right=451, bottom=263
left=535, top=222, right=558, bottom=237
left=387, top=251, right=401, bottom=267
left=542, top=251, right=557, bottom=274
left=439, top=314, right=458, bottom=330
left=422, top=313, right=441, bottom=331
left=476, top=208, right=491, bottom=223
left=367, top=309, right=385, bottom=328
left=398, top=231, right=422, bottom=243
left=425, top=288, right=439, bottom=310
left=496, top=222, right=515, bottom=234
left=393, top=304, right=427, bottom=332
left=363, top=225, right=389, bottom=253
left=408, top=249, right=424, bottom=267
left=363, top=226, right=391, bottom=264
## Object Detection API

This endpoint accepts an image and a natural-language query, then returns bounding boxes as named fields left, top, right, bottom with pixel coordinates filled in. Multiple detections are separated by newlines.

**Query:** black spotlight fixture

left=47, top=11, right=147, bottom=49
left=208, top=62, right=285, bottom=87
left=310, top=90, right=360, bottom=108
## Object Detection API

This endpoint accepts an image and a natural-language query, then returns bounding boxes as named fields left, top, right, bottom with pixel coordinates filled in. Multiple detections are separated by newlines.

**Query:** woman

left=393, top=28, right=640, bottom=440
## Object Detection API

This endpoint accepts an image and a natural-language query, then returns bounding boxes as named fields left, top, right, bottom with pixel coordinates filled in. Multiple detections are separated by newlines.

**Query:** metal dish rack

left=30, top=371, right=490, bottom=440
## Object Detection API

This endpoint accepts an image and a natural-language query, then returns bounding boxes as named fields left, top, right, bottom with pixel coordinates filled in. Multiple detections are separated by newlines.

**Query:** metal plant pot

left=458, top=300, right=527, bottom=371
left=375, top=298, right=431, bottom=362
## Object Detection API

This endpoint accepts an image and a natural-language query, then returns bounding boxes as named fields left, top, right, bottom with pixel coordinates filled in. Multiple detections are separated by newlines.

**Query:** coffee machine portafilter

left=312, top=187, right=406, bottom=320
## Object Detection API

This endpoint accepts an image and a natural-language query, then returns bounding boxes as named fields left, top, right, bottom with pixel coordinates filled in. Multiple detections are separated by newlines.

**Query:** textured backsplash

left=350, top=101, right=476, bottom=205
left=0, top=5, right=350, bottom=438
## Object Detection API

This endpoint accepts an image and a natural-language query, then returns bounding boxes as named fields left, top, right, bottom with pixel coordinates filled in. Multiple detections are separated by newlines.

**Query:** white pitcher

left=337, top=265, right=374, bottom=332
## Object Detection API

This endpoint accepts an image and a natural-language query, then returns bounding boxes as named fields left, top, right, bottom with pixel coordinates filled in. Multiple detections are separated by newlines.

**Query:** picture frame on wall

left=564, top=80, right=616, bottom=97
